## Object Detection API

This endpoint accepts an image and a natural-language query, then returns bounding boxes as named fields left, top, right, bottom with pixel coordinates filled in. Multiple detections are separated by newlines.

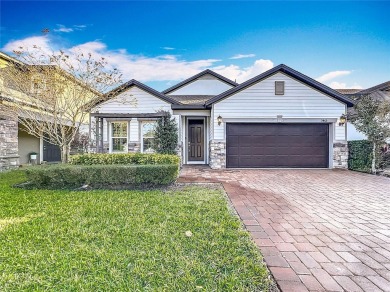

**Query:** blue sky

left=1, top=1, right=389, bottom=91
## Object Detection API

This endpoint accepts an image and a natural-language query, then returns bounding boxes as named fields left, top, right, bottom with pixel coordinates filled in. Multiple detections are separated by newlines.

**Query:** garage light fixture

left=217, top=115, right=223, bottom=126
left=339, top=114, right=346, bottom=126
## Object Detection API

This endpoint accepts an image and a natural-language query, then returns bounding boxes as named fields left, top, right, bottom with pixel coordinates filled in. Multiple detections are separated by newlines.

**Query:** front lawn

left=0, top=170, right=272, bottom=291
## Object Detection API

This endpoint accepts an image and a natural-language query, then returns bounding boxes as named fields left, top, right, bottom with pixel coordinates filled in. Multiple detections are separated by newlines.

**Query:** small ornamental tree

left=154, top=111, right=178, bottom=155
left=348, top=95, right=390, bottom=174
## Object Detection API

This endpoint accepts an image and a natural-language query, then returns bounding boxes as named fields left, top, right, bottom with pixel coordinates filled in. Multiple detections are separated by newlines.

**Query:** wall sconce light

left=217, top=115, right=223, bottom=126
left=339, top=114, right=346, bottom=126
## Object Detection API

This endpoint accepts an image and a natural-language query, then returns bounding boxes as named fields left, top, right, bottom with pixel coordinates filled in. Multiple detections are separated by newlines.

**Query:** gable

left=214, top=72, right=345, bottom=110
left=167, top=74, right=235, bottom=95
left=206, top=64, right=355, bottom=107
left=92, top=86, right=171, bottom=114
left=215, top=72, right=347, bottom=108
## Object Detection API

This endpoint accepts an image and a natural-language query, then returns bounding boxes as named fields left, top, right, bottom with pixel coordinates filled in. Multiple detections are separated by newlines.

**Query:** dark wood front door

left=188, top=120, right=204, bottom=161
left=43, top=139, right=61, bottom=162
left=226, top=123, right=329, bottom=168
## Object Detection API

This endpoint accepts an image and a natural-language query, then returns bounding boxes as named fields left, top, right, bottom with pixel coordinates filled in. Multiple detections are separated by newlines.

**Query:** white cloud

left=213, top=59, right=274, bottom=83
left=54, top=24, right=73, bottom=33
left=53, top=24, right=89, bottom=33
left=229, top=53, right=256, bottom=60
left=2, top=36, right=274, bottom=84
left=2, top=35, right=54, bottom=55
left=316, top=70, right=352, bottom=83
left=161, top=47, right=175, bottom=50
left=329, top=81, right=363, bottom=89
left=74, top=24, right=87, bottom=29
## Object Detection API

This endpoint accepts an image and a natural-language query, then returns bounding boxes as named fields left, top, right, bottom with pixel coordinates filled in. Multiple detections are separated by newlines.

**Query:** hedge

left=348, top=140, right=373, bottom=173
left=25, top=164, right=179, bottom=189
left=69, top=153, right=180, bottom=165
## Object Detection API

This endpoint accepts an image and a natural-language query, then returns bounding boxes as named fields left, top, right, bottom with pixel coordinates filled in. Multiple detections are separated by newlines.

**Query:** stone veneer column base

left=0, top=117, right=19, bottom=171
left=209, top=140, right=226, bottom=169
left=333, top=142, right=348, bottom=169
left=176, top=143, right=183, bottom=166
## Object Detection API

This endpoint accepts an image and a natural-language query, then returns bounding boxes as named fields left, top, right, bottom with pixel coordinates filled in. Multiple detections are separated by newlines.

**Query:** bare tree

left=0, top=48, right=122, bottom=163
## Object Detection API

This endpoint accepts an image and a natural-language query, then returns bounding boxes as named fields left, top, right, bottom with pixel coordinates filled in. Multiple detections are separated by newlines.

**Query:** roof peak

left=162, top=69, right=238, bottom=94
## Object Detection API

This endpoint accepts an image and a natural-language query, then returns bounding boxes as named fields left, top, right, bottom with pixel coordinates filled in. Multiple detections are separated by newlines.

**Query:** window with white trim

left=141, top=121, right=156, bottom=153
left=111, top=122, right=128, bottom=152
left=275, top=81, right=285, bottom=95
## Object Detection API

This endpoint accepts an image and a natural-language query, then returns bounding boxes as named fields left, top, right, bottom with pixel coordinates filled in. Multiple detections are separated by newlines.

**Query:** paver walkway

left=178, top=166, right=390, bottom=292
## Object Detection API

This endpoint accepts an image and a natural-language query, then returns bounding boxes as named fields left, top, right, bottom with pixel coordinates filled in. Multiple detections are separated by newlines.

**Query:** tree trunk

left=61, top=144, right=70, bottom=163
left=372, top=142, right=376, bottom=174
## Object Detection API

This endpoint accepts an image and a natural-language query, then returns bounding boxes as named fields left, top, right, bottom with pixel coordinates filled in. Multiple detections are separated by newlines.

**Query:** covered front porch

left=175, top=109, right=211, bottom=165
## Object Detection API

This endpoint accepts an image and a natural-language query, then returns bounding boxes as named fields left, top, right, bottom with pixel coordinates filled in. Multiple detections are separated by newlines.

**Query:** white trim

left=109, top=121, right=129, bottom=153
left=181, top=115, right=186, bottom=163
left=206, top=116, right=210, bottom=164
left=222, top=118, right=337, bottom=123
left=140, top=120, right=157, bottom=153
left=187, top=161, right=207, bottom=165
left=39, top=136, right=43, bottom=163
left=329, top=123, right=334, bottom=169
left=172, top=110, right=211, bottom=116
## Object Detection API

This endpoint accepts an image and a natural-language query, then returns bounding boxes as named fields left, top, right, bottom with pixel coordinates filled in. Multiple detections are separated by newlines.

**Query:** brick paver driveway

left=178, top=167, right=390, bottom=292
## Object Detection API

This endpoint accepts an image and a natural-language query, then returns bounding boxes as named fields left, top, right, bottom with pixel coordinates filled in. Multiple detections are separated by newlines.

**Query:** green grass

left=0, top=170, right=271, bottom=291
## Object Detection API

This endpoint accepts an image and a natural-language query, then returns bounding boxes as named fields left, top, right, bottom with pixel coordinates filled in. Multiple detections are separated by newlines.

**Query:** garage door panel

left=227, top=146, right=239, bottom=155
left=227, top=156, right=239, bottom=168
left=226, top=123, right=329, bottom=168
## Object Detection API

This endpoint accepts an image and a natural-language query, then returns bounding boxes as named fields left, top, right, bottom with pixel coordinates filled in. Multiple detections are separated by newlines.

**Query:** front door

left=188, top=120, right=204, bottom=161
left=43, top=139, right=61, bottom=162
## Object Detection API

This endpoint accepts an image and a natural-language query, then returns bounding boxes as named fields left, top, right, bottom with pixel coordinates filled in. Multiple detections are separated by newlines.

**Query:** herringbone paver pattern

left=178, top=166, right=390, bottom=292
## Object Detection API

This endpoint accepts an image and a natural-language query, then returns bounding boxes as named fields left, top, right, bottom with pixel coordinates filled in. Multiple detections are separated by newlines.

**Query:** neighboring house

left=90, top=64, right=355, bottom=169
left=336, top=81, right=390, bottom=141
left=0, top=51, right=98, bottom=170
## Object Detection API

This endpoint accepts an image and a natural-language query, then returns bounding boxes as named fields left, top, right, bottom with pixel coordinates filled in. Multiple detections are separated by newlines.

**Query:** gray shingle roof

left=358, top=81, right=390, bottom=95
left=169, top=95, right=214, bottom=105
left=334, top=89, right=363, bottom=95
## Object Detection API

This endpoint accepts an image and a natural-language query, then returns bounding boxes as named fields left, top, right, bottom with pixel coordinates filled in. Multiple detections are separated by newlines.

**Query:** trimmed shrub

left=348, top=140, right=373, bottom=173
left=154, top=112, right=178, bottom=154
left=25, top=164, right=179, bottom=189
left=69, top=153, right=180, bottom=165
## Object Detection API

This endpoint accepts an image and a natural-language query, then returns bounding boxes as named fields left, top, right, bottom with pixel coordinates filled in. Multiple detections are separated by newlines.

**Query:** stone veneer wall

left=176, top=142, right=183, bottom=166
left=0, top=117, right=19, bottom=171
left=333, top=142, right=348, bottom=169
left=209, top=140, right=226, bottom=169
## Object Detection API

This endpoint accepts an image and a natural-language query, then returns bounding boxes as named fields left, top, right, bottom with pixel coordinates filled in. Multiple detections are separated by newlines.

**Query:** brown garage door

left=226, top=123, right=329, bottom=168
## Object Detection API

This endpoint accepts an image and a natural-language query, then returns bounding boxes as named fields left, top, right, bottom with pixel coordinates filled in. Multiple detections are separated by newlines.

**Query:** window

left=31, top=77, right=46, bottom=95
left=141, top=121, right=156, bottom=153
left=275, top=81, right=285, bottom=95
left=111, top=122, right=128, bottom=152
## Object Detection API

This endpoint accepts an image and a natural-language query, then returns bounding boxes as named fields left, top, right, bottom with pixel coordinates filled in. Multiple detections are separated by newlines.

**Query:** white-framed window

left=141, top=121, right=156, bottom=153
left=111, top=121, right=128, bottom=153
left=275, top=81, right=285, bottom=95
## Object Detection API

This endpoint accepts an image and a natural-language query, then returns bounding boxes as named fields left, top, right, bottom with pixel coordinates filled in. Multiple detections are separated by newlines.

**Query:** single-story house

left=90, top=64, right=355, bottom=169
